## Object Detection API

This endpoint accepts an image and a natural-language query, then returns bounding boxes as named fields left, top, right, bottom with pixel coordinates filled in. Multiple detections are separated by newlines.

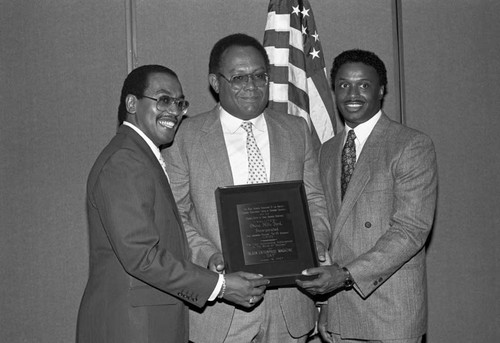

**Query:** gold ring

left=249, top=296, right=255, bottom=304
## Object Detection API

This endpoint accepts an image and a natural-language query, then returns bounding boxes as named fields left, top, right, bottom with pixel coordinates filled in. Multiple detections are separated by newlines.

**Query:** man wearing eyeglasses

left=77, top=64, right=269, bottom=343
left=163, top=34, right=330, bottom=343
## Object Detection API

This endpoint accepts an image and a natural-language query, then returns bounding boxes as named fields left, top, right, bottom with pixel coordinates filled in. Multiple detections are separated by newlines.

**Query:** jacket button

left=378, top=277, right=383, bottom=282
left=365, top=222, right=372, bottom=228
left=373, top=280, right=378, bottom=286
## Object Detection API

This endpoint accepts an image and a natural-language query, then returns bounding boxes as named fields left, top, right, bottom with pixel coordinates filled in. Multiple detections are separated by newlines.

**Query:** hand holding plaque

left=222, top=271, right=269, bottom=308
left=208, top=252, right=225, bottom=273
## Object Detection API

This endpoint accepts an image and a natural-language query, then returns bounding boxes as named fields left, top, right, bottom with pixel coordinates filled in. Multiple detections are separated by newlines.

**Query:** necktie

left=341, top=130, right=356, bottom=199
left=241, top=121, right=268, bottom=184
left=158, top=154, right=170, bottom=180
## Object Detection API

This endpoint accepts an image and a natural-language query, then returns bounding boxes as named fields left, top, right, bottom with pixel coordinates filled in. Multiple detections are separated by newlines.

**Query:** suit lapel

left=121, top=126, right=183, bottom=226
left=328, top=134, right=344, bottom=219
left=332, top=114, right=391, bottom=245
left=200, top=108, right=234, bottom=186
left=265, top=111, right=289, bottom=182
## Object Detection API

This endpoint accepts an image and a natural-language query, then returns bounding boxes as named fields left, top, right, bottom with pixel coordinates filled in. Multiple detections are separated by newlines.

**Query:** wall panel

left=401, top=1, right=500, bottom=341
left=0, top=0, right=126, bottom=341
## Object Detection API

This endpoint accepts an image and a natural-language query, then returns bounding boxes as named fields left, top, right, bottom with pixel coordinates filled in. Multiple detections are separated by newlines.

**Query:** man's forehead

left=146, top=72, right=182, bottom=95
left=221, top=46, right=266, bottom=66
left=336, top=63, right=379, bottom=79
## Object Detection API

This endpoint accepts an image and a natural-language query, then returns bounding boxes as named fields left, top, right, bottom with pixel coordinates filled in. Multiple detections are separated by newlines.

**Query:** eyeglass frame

left=218, top=72, right=269, bottom=89
left=141, top=94, right=189, bottom=114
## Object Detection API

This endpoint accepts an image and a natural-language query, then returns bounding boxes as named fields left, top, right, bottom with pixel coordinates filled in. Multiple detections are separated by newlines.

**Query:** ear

left=378, top=86, right=385, bottom=100
left=126, top=94, right=137, bottom=114
left=208, top=74, right=220, bottom=94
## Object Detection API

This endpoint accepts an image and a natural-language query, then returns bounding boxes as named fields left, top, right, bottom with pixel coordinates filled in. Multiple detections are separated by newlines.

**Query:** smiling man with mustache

left=76, top=65, right=269, bottom=343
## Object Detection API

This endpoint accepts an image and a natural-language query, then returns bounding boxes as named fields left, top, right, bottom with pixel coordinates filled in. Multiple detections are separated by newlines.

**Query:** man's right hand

left=208, top=252, right=225, bottom=273
left=223, top=272, right=269, bottom=308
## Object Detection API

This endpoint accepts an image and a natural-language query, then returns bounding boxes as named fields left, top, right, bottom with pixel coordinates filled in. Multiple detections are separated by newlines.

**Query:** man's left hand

left=295, top=263, right=345, bottom=295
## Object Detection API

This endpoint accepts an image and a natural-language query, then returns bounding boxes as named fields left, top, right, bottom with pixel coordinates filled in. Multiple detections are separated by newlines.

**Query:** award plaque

left=215, top=181, right=319, bottom=287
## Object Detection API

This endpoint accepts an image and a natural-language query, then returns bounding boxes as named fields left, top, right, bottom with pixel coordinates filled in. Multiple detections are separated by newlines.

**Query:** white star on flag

left=309, top=47, right=320, bottom=59
left=311, top=31, right=319, bottom=42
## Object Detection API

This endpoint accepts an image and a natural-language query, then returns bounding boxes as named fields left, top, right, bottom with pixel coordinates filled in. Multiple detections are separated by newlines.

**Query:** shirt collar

left=345, top=110, right=382, bottom=145
left=123, top=121, right=162, bottom=159
left=219, top=104, right=266, bottom=133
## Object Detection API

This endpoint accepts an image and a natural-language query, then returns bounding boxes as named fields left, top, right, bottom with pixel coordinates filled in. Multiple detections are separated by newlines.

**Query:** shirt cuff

left=208, top=274, right=224, bottom=301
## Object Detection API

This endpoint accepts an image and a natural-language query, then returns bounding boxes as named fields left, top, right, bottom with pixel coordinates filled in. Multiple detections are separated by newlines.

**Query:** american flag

left=263, top=0, right=336, bottom=143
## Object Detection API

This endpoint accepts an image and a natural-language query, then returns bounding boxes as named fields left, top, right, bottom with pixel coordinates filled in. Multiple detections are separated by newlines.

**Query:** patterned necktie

left=341, top=129, right=356, bottom=199
left=241, top=121, right=268, bottom=184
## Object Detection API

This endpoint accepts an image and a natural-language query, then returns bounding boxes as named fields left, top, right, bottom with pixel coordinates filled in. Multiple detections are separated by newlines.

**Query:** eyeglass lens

left=157, top=96, right=189, bottom=112
left=227, top=73, right=268, bottom=88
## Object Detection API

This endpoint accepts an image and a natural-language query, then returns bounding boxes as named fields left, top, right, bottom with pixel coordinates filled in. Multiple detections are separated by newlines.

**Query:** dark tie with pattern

left=241, top=121, right=268, bottom=184
left=341, top=129, right=356, bottom=199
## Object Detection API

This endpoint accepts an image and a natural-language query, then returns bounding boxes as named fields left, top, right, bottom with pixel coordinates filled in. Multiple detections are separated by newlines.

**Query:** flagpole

left=125, top=0, right=137, bottom=74
left=392, top=0, right=406, bottom=125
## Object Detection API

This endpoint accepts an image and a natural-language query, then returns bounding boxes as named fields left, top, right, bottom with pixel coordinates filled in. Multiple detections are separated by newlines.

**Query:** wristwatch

left=342, top=267, right=354, bottom=290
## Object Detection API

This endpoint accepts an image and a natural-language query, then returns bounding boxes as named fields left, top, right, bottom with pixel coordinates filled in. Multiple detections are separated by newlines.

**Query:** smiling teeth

left=158, top=119, right=175, bottom=129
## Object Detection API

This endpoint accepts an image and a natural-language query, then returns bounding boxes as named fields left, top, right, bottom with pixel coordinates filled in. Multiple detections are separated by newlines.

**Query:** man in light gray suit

left=163, top=33, right=330, bottom=343
left=297, top=49, right=437, bottom=343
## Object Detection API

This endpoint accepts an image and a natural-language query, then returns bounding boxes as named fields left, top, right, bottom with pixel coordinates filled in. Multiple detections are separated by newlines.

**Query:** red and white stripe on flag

left=264, top=0, right=336, bottom=143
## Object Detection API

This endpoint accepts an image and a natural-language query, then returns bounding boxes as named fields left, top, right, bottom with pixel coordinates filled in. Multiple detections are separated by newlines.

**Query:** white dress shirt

left=219, top=106, right=271, bottom=185
left=344, top=110, right=382, bottom=161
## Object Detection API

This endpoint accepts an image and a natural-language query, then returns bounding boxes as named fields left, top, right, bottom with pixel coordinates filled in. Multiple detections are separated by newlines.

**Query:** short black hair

left=208, top=33, right=270, bottom=74
left=330, top=49, right=387, bottom=90
left=118, top=65, right=178, bottom=125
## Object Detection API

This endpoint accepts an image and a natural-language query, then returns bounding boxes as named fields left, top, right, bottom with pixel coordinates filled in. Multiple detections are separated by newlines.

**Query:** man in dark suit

left=76, top=65, right=268, bottom=343
left=297, top=50, right=438, bottom=343
left=163, top=34, right=330, bottom=343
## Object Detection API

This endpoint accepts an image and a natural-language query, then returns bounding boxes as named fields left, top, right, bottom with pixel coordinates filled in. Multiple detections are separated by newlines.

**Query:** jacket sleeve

left=90, top=148, right=218, bottom=307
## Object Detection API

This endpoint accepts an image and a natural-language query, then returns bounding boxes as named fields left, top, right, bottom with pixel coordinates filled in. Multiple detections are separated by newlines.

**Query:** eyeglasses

left=218, top=72, right=269, bottom=89
left=141, top=95, right=189, bottom=114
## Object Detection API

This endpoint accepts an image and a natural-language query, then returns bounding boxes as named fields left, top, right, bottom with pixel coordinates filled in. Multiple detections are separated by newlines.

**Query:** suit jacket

left=163, top=106, right=330, bottom=342
left=77, top=125, right=218, bottom=343
left=319, top=113, right=437, bottom=340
